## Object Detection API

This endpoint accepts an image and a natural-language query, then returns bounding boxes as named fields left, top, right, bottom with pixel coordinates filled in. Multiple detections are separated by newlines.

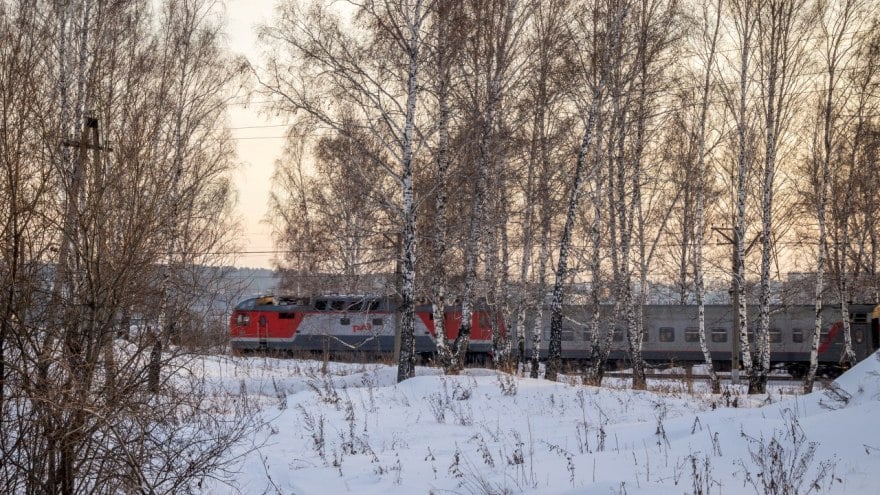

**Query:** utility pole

left=713, top=226, right=760, bottom=385
left=56, top=113, right=111, bottom=297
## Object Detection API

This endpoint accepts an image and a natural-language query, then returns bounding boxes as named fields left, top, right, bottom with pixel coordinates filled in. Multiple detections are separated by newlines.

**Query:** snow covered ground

left=200, top=353, right=880, bottom=494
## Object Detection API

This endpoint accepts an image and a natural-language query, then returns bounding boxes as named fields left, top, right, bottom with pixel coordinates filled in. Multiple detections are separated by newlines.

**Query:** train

left=228, top=295, right=499, bottom=358
left=229, top=295, right=880, bottom=375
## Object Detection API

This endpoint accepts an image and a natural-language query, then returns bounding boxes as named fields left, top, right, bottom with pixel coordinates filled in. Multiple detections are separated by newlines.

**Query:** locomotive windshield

left=235, top=298, right=258, bottom=310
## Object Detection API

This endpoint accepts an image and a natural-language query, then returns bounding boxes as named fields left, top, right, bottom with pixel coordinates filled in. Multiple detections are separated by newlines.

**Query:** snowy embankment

left=200, top=354, right=880, bottom=494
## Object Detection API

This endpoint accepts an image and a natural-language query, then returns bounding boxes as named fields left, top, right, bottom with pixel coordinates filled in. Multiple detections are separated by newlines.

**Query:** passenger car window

left=659, top=327, right=675, bottom=342
left=684, top=327, right=700, bottom=343
left=792, top=328, right=803, bottom=343
left=711, top=328, right=727, bottom=343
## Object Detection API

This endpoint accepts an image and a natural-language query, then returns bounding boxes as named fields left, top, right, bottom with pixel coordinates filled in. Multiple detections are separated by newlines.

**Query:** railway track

left=602, top=371, right=832, bottom=383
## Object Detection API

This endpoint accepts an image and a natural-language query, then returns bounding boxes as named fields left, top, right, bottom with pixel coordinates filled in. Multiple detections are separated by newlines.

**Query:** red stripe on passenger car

left=818, top=321, right=842, bottom=353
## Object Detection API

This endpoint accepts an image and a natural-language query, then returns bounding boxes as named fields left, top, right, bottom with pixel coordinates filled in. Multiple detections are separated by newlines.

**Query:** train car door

left=258, top=314, right=268, bottom=349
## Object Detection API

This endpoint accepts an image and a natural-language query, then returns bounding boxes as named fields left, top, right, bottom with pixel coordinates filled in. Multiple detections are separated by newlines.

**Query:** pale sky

left=225, top=0, right=283, bottom=269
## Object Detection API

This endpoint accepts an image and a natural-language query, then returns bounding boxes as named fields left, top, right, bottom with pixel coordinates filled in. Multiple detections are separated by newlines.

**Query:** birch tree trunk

left=452, top=0, right=522, bottom=371
left=545, top=0, right=622, bottom=378
left=397, top=0, right=425, bottom=382
left=730, top=0, right=757, bottom=377
left=545, top=90, right=605, bottom=382
left=429, top=0, right=456, bottom=370
left=805, top=0, right=862, bottom=392
left=586, top=115, right=607, bottom=386
left=519, top=0, right=573, bottom=377
left=752, top=0, right=815, bottom=394
left=695, top=0, right=723, bottom=395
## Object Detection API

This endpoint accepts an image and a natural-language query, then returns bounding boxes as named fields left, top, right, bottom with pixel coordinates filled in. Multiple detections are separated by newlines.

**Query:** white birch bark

left=805, top=0, right=861, bottom=392
left=695, top=0, right=723, bottom=395
left=752, top=0, right=815, bottom=393
left=545, top=90, right=605, bottom=382
left=521, top=0, right=569, bottom=377
left=545, top=0, right=623, bottom=378
left=731, top=0, right=756, bottom=375
left=452, top=0, right=521, bottom=371
left=529, top=221, right=550, bottom=378
left=396, top=0, right=424, bottom=382
left=839, top=157, right=856, bottom=367
left=430, top=0, right=453, bottom=370
left=586, top=115, right=606, bottom=386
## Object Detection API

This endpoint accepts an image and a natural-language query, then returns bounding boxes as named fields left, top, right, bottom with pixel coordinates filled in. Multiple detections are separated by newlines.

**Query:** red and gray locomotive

left=229, top=295, right=499, bottom=360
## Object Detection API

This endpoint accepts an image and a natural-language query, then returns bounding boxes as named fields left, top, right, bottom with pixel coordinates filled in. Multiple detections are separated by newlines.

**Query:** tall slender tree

left=259, top=0, right=429, bottom=381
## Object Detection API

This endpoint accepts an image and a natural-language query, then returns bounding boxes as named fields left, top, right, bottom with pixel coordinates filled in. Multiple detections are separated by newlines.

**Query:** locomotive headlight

left=855, top=329, right=864, bottom=344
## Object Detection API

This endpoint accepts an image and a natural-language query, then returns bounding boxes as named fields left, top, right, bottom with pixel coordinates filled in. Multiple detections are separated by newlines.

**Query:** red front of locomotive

left=229, top=296, right=305, bottom=352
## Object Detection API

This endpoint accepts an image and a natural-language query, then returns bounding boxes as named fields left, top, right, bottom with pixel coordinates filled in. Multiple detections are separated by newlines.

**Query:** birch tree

left=258, top=0, right=428, bottom=381
left=424, top=0, right=465, bottom=370
left=827, top=19, right=880, bottom=368
left=517, top=0, right=575, bottom=377
left=450, top=0, right=528, bottom=371
left=693, top=0, right=724, bottom=395
left=625, top=0, right=682, bottom=390
left=803, top=0, right=865, bottom=393
left=725, top=0, right=760, bottom=382
left=750, top=0, right=816, bottom=394
left=545, top=0, right=625, bottom=382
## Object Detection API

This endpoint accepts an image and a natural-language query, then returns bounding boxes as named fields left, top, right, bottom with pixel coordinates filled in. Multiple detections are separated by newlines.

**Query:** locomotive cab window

left=314, top=300, right=328, bottom=310
left=659, top=327, right=675, bottom=342
left=235, top=314, right=250, bottom=326
left=684, top=327, right=700, bottom=343
left=711, top=328, right=727, bottom=343
left=372, top=318, right=384, bottom=326
left=279, top=312, right=296, bottom=319
left=235, top=298, right=257, bottom=310
left=340, top=317, right=351, bottom=325
left=854, top=313, right=867, bottom=323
